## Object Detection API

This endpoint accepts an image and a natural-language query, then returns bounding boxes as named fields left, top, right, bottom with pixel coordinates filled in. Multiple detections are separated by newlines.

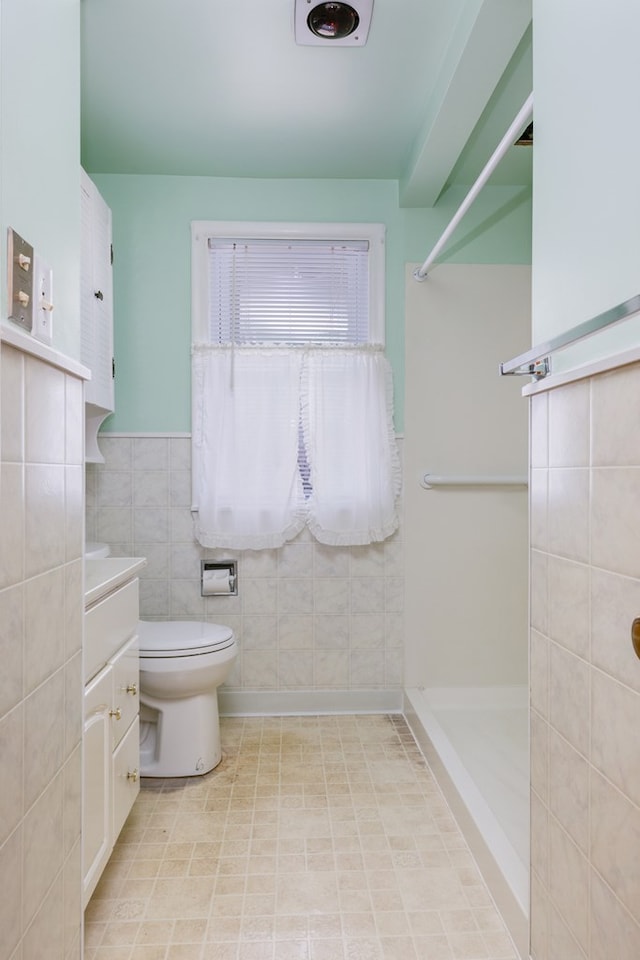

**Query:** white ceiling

left=81, top=0, right=532, bottom=207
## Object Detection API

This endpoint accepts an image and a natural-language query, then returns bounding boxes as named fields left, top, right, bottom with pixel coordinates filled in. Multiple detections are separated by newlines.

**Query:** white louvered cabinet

left=81, top=168, right=114, bottom=460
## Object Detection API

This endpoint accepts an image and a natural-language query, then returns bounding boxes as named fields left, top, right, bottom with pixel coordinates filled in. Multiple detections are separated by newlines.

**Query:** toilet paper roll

left=202, top=568, right=233, bottom=595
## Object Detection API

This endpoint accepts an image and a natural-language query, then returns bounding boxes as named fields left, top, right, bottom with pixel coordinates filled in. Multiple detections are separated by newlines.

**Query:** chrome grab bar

left=421, top=474, right=527, bottom=489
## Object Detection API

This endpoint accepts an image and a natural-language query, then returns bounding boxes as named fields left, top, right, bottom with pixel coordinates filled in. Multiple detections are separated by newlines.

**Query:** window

left=192, top=221, right=385, bottom=345
left=207, top=238, right=369, bottom=345
left=191, top=221, right=400, bottom=550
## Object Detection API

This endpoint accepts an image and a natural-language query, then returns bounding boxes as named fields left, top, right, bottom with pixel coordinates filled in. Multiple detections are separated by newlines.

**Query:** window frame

left=191, top=220, right=386, bottom=346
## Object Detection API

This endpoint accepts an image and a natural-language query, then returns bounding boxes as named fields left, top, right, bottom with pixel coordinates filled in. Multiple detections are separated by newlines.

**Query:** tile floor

left=84, top=715, right=519, bottom=960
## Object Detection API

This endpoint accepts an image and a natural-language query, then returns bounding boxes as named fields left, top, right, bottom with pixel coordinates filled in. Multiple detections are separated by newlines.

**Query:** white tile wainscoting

left=527, top=359, right=640, bottom=959
left=0, top=330, right=89, bottom=960
left=86, top=435, right=405, bottom=711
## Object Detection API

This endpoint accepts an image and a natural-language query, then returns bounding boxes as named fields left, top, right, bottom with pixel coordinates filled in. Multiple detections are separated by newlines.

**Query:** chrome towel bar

left=500, top=293, right=640, bottom=379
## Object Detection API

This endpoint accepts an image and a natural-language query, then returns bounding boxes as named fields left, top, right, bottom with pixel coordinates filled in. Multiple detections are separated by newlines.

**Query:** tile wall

left=0, top=342, right=85, bottom=960
left=86, top=435, right=404, bottom=696
left=529, top=363, right=640, bottom=959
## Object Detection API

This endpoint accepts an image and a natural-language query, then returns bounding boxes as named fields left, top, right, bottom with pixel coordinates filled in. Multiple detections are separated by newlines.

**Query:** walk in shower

left=403, top=262, right=532, bottom=947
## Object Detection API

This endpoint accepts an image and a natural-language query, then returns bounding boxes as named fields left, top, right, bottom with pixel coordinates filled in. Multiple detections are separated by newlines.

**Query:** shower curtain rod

left=413, top=93, right=534, bottom=282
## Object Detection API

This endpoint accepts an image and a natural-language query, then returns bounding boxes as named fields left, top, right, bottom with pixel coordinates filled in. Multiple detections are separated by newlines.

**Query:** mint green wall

left=1, top=0, right=81, bottom=360
left=532, top=0, right=640, bottom=366
left=92, top=174, right=531, bottom=434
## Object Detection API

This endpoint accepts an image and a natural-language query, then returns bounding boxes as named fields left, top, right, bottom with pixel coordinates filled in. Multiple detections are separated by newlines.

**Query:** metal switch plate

left=7, top=228, right=34, bottom=331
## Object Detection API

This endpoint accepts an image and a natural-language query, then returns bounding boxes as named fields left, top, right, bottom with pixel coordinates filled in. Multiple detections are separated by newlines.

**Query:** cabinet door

left=81, top=168, right=114, bottom=413
left=112, top=716, right=140, bottom=840
left=83, top=666, right=112, bottom=907
left=110, top=635, right=140, bottom=748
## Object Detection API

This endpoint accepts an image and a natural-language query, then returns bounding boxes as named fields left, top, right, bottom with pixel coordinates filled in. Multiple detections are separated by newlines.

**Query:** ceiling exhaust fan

left=294, top=0, right=374, bottom=46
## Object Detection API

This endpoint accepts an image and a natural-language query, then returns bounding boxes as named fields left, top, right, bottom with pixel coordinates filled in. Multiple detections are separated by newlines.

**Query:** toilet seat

left=138, top=620, right=235, bottom=658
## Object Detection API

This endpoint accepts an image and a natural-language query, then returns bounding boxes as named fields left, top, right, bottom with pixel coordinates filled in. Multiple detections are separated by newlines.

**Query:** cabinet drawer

left=112, top=716, right=140, bottom=840
left=110, top=636, right=139, bottom=748
left=85, top=578, right=139, bottom=683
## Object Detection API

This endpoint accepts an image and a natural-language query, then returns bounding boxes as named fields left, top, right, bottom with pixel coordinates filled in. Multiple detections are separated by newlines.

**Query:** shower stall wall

left=403, top=264, right=531, bottom=951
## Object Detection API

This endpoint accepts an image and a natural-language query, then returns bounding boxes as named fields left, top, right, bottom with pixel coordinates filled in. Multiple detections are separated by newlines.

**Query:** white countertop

left=85, top=556, right=147, bottom=607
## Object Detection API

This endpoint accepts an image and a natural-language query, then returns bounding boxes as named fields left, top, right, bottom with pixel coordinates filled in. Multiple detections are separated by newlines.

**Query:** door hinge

left=110, top=243, right=114, bottom=265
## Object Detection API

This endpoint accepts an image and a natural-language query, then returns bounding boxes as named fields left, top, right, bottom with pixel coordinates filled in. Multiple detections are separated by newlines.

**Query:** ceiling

left=80, top=0, right=532, bottom=208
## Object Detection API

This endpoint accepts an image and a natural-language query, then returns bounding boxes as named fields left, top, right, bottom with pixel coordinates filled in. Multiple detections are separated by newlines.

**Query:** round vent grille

left=294, top=0, right=373, bottom=46
left=307, top=3, right=359, bottom=40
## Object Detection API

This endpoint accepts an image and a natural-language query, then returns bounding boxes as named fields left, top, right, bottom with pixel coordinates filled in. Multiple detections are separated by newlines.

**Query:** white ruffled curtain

left=192, top=344, right=400, bottom=549
left=192, top=346, right=306, bottom=549
left=302, top=348, right=401, bottom=545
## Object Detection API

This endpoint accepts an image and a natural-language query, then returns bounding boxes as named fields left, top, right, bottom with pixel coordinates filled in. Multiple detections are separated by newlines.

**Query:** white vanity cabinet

left=83, top=557, right=146, bottom=906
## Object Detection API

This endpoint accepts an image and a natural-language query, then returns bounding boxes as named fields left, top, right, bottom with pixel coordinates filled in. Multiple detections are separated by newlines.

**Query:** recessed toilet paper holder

left=201, top=560, right=238, bottom=597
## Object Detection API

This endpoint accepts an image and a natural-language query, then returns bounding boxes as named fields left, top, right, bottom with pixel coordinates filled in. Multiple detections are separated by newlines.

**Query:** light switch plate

left=7, top=227, right=34, bottom=331
left=32, top=255, right=53, bottom=344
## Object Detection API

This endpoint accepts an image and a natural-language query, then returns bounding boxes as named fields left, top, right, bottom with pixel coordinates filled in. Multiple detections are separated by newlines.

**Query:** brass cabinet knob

left=126, top=683, right=138, bottom=696
left=127, top=768, right=139, bottom=783
left=109, top=707, right=122, bottom=720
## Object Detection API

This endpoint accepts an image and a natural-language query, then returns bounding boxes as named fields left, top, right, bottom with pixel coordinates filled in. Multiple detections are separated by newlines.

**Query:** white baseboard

left=218, top=688, right=404, bottom=717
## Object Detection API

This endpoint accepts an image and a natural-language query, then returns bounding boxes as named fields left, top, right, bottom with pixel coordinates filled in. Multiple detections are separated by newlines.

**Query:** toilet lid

left=138, top=620, right=235, bottom=657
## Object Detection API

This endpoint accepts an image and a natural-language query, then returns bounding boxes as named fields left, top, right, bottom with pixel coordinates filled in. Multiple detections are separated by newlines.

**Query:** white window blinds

left=207, top=238, right=371, bottom=344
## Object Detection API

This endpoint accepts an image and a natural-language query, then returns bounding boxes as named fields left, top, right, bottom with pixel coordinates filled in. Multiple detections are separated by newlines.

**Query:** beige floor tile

left=101, top=921, right=141, bottom=946
left=132, top=948, right=169, bottom=960
left=85, top=716, right=517, bottom=960
left=136, top=920, right=174, bottom=945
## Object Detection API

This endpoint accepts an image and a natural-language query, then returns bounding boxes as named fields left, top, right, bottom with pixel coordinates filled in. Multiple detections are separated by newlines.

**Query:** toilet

left=137, top=620, right=237, bottom=778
